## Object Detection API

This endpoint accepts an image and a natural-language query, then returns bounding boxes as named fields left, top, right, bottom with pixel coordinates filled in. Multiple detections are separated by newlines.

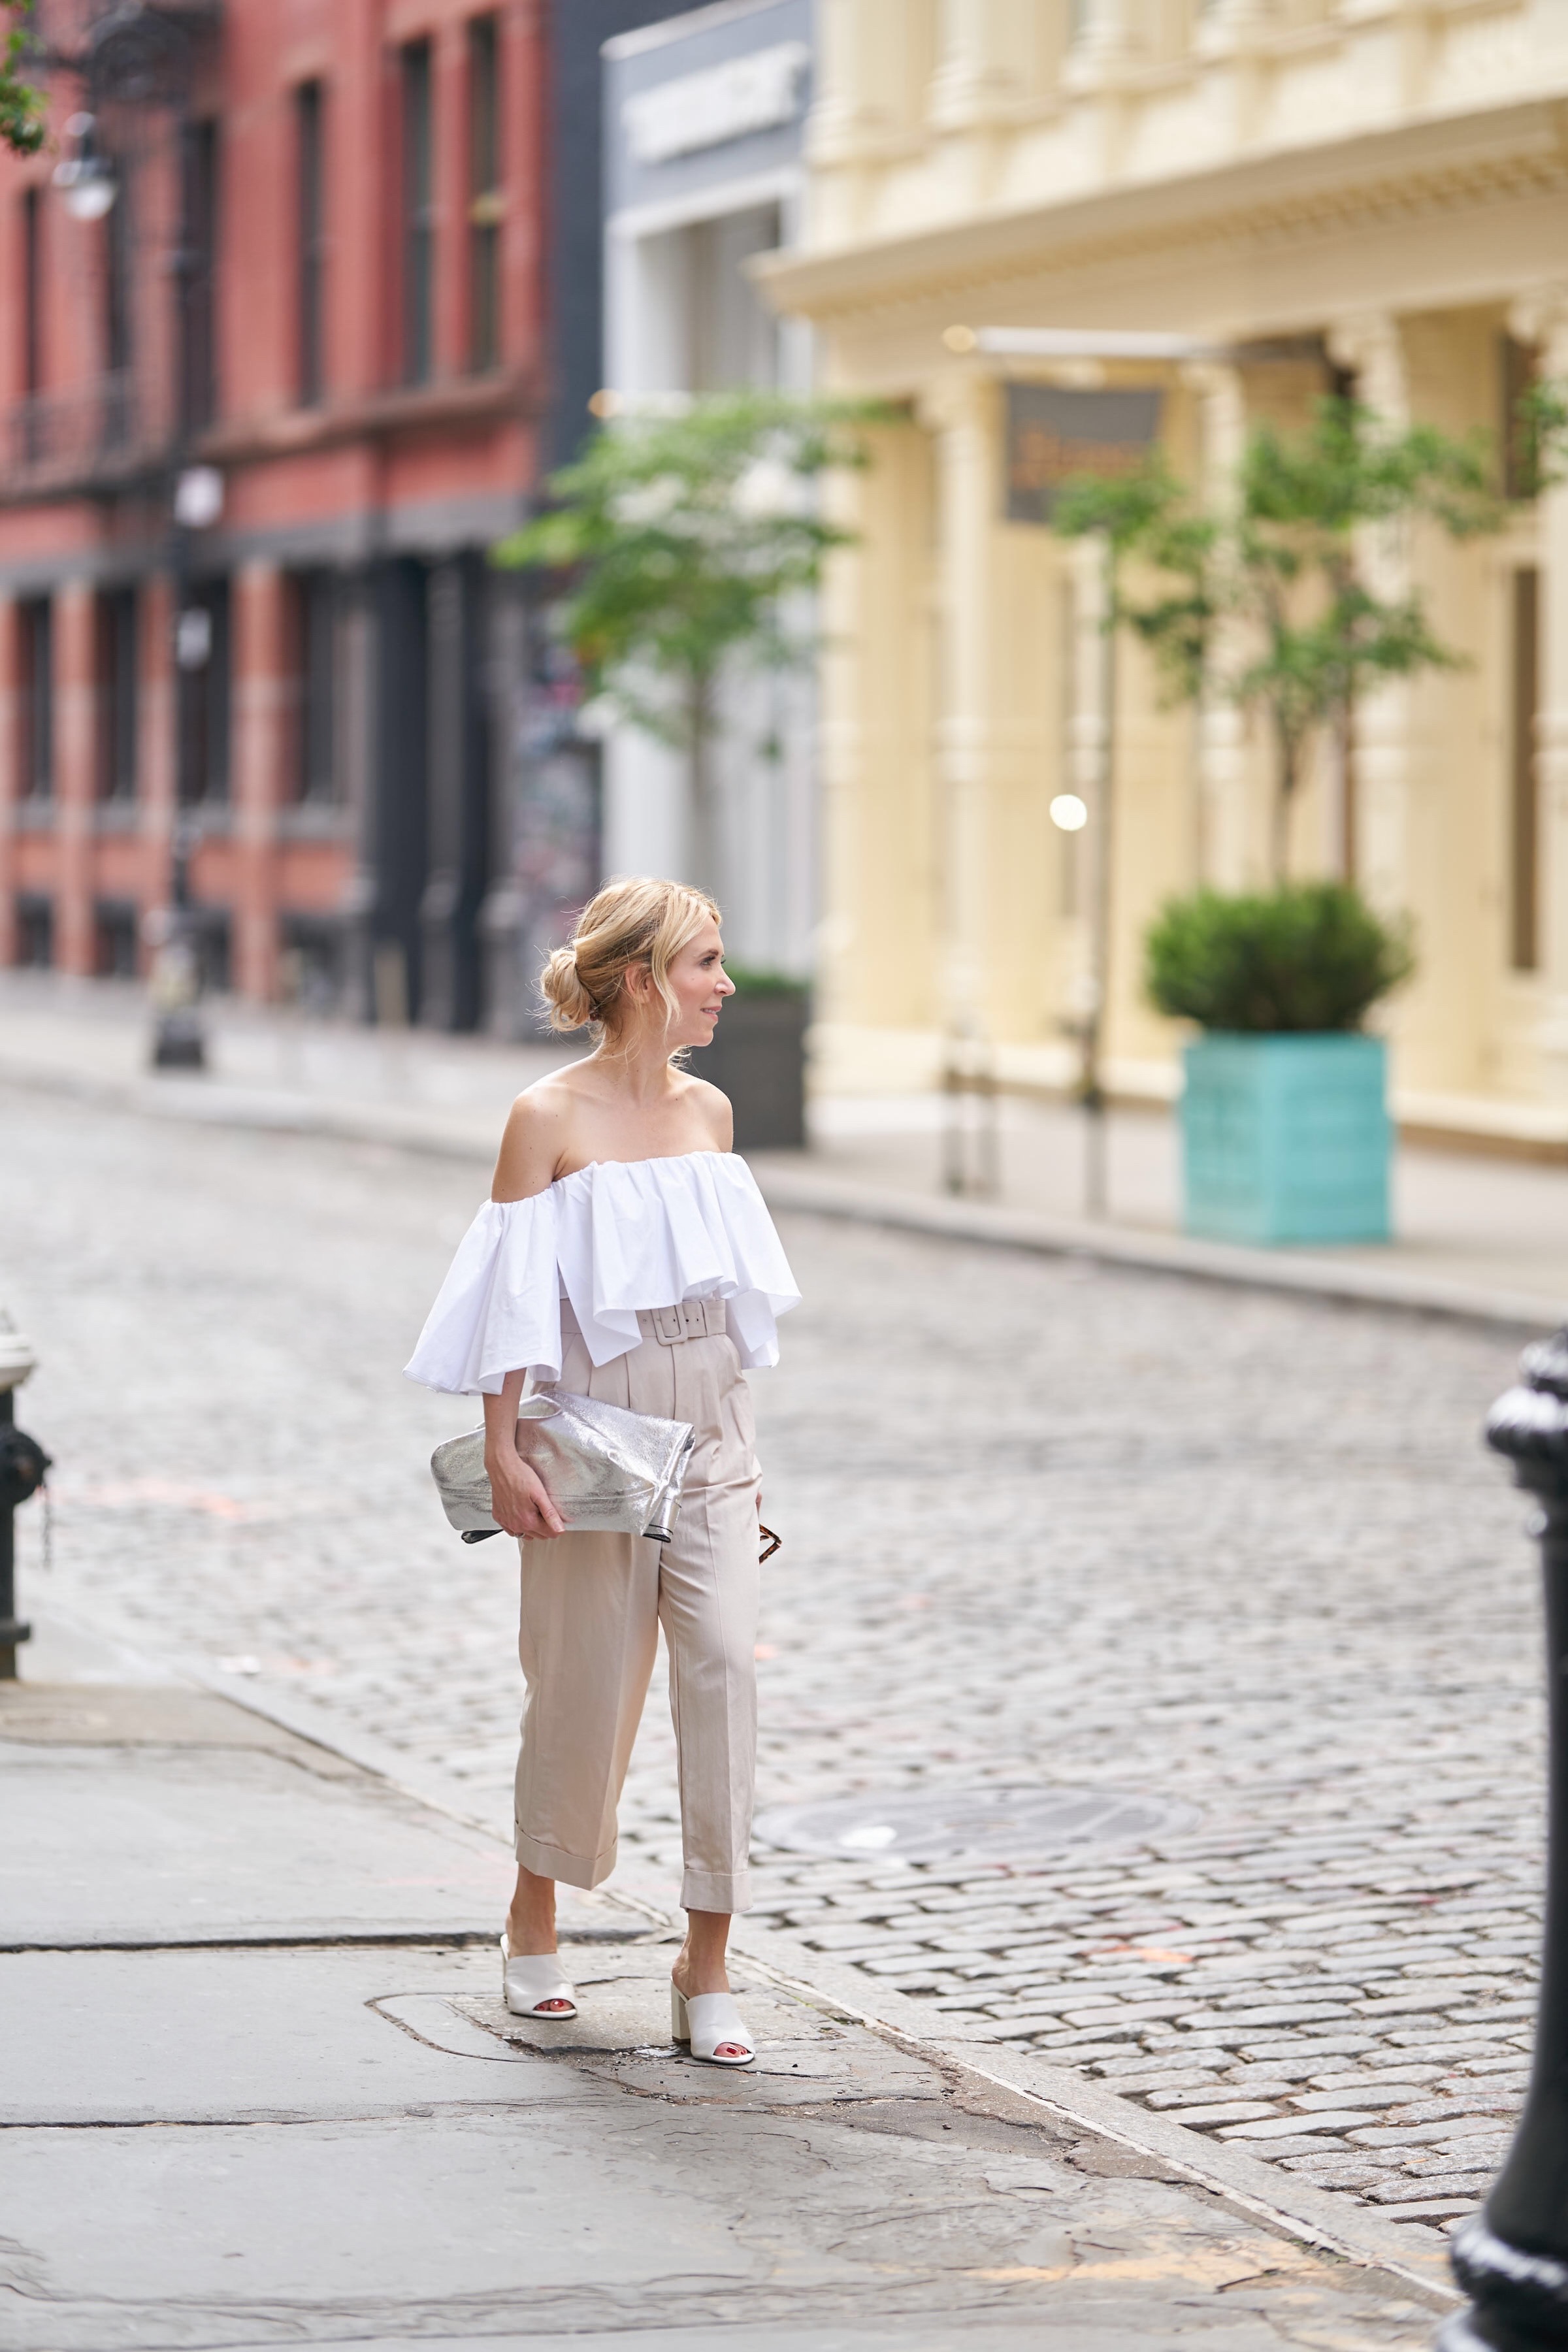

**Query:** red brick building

left=0, top=0, right=578, bottom=1028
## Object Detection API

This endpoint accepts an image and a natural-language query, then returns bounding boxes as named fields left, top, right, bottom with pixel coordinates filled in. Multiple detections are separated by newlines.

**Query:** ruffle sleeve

left=402, top=1192, right=564, bottom=1396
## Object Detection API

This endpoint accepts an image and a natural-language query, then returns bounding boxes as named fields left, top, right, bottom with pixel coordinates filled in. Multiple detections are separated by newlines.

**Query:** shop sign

left=623, top=42, right=810, bottom=167
left=1005, top=385, right=1164, bottom=525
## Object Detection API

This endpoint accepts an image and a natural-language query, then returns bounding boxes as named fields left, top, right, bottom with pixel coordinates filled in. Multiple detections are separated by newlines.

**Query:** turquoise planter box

left=1181, top=1032, right=1391, bottom=1246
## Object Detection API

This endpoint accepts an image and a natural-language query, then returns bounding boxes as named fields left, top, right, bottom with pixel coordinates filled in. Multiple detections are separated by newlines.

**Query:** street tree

left=1055, top=398, right=1500, bottom=879
left=495, top=393, right=876, bottom=892
left=2, top=2, right=46, bottom=155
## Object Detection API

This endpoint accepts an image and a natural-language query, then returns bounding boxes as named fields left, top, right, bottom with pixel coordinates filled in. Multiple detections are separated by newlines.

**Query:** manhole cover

left=753, top=1784, right=1200, bottom=1865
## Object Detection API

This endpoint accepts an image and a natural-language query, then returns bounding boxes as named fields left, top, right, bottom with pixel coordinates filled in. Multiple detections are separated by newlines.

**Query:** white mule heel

left=670, top=1982, right=756, bottom=2067
left=500, top=1935, right=578, bottom=2019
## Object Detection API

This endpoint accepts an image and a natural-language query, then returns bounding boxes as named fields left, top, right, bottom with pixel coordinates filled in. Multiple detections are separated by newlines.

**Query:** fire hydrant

left=0, top=1310, right=49, bottom=1680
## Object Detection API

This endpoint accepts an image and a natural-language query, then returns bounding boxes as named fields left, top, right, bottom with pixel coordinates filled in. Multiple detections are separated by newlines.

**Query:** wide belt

left=638, top=1299, right=727, bottom=1345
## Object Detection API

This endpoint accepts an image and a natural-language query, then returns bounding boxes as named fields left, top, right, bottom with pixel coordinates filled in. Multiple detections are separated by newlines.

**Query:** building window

left=14, top=893, right=53, bottom=968
left=16, top=597, right=53, bottom=800
left=94, top=898, right=139, bottom=979
left=1511, top=566, right=1541, bottom=972
left=468, top=16, right=501, bottom=373
left=401, top=40, right=434, bottom=385
left=176, top=580, right=231, bottom=805
left=102, top=158, right=134, bottom=451
left=179, top=121, right=219, bottom=433
left=22, top=186, right=42, bottom=396
left=95, top=587, right=139, bottom=801
left=297, top=82, right=326, bottom=407
left=20, top=186, right=44, bottom=463
left=289, top=570, right=338, bottom=802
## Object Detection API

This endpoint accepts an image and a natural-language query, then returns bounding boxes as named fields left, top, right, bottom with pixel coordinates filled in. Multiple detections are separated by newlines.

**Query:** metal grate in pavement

left=754, top=1783, right=1201, bottom=1865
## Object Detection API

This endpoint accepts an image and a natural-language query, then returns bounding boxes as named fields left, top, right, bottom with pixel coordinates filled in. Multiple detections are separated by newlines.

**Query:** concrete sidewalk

left=1, top=1617, right=1453, bottom=2350
left=3, top=968, right=1566, bottom=1330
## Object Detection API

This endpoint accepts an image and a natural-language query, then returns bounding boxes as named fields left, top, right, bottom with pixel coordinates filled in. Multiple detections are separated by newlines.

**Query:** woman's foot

left=670, top=1976, right=755, bottom=2066
left=500, top=1935, right=578, bottom=2019
left=504, top=1865, right=573, bottom=2016
left=670, top=1954, right=749, bottom=2062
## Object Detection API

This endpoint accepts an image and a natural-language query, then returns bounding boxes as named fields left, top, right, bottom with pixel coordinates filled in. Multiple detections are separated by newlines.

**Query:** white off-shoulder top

left=403, top=1151, right=801, bottom=1396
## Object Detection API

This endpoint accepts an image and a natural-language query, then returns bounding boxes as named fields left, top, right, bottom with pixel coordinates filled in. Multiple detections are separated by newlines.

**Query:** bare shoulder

left=676, top=1071, right=734, bottom=1152
left=491, top=1075, right=575, bottom=1201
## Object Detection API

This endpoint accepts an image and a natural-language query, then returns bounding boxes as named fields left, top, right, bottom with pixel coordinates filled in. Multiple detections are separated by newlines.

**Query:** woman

left=405, top=877, right=800, bottom=2066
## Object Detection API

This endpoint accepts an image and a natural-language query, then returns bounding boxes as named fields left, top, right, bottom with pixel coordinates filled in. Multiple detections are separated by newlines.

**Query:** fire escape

left=6, top=0, right=222, bottom=501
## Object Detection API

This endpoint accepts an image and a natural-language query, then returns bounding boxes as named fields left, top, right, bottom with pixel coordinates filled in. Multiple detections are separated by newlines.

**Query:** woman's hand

left=486, top=1441, right=566, bottom=1541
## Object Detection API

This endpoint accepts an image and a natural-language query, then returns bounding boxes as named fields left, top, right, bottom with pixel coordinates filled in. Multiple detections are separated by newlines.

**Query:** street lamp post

left=0, top=1312, right=49, bottom=1682
left=1441, top=1329, right=1568, bottom=2349
left=47, top=12, right=219, bottom=1071
left=149, top=802, right=206, bottom=1068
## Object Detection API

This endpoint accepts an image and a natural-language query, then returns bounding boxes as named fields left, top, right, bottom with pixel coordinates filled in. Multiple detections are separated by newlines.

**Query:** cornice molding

left=757, top=97, right=1568, bottom=328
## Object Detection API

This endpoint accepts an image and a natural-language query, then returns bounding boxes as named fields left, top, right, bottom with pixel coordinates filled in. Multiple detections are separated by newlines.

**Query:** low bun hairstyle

left=538, top=943, right=599, bottom=1032
left=539, top=876, right=721, bottom=1038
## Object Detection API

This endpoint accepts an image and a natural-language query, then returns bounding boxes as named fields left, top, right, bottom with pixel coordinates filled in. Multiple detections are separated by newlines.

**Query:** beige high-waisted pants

left=513, top=1298, right=761, bottom=1914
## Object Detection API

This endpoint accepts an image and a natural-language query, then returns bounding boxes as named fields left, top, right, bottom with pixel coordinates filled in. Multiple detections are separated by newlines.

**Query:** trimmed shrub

left=1145, top=882, right=1414, bottom=1034
left=722, top=966, right=810, bottom=998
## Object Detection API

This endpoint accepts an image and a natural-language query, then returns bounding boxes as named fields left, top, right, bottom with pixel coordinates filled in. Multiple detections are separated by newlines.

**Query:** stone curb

left=717, top=1919, right=1458, bottom=2308
left=74, top=1607, right=1456, bottom=2313
left=749, top=1158, right=1561, bottom=1339
left=5, top=1045, right=1558, bottom=1335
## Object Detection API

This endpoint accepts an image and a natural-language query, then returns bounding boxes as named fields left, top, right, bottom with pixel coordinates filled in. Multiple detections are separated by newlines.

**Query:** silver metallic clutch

left=430, top=1388, right=695, bottom=1546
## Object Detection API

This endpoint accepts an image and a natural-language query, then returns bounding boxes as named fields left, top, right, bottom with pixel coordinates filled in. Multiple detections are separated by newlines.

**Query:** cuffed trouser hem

left=514, top=1828, right=617, bottom=1891
left=681, top=1867, right=751, bottom=1914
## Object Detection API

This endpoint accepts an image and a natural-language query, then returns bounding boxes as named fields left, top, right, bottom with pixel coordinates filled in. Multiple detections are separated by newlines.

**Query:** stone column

left=53, top=584, right=95, bottom=977
left=1329, top=311, right=1411, bottom=915
left=1064, top=0, right=1135, bottom=84
left=922, top=368, right=998, bottom=1045
left=929, top=1, right=1040, bottom=203
left=1511, top=290, right=1568, bottom=1071
left=931, top=0, right=1037, bottom=120
left=230, top=563, right=286, bottom=1002
left=419, top=554, right=487, bottom=1033
left=811, top=0, right=934, bottom=240
left=1186, top=361, right=1252, bottom=887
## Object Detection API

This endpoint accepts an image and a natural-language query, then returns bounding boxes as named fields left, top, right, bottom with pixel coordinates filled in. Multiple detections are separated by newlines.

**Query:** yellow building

left=759, top=0, right=1568, bottom=1150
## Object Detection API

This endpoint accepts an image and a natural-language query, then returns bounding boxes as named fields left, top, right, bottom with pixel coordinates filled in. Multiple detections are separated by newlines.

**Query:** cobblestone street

left=3, top=1082, right=1546, bottom=2246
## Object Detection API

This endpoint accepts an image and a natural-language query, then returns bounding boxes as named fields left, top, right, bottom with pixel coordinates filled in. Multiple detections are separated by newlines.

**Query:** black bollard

left=0, top=1386, right=49, bottom=1680
left=1442, top=1329, right=1568, bottom=2349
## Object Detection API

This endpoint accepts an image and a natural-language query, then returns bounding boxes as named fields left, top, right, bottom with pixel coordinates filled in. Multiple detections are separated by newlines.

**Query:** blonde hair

left=539, top=877, right=721, bottom=1037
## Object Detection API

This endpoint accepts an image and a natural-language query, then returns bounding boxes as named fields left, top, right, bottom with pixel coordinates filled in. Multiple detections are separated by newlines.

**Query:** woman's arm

left=483, top=1090, right=570, bottom=1539
left=483, top=1371, right=564, bottom=1541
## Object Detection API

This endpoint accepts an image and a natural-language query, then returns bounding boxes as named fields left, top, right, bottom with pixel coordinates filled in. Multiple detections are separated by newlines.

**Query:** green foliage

left=1056, top=399, right=1502, bottom=877
left=1, top=1, right=46, bottom=155
left=495, top=393, right=877, bottom=747
left=1515, top=378, right=1568, bottom=499
left=721, top=964, right=809, bottom=998
left=1145, top=882, right=1414, bottom=1034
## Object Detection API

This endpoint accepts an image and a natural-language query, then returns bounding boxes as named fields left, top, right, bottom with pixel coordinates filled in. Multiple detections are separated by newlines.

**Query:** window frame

left=96, top=585, right=139, bottom=804
left=296, top=80, right=327, bottom=408
left=467, top=14, right=502, bottom=374
left=17, top=596, right=54, bottom=803
left=400, top=39, right=435, bottom=387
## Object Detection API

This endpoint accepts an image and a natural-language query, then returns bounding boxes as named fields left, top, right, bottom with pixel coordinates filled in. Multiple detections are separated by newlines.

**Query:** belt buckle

left=652, top=1304, right=684, bottom=1344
